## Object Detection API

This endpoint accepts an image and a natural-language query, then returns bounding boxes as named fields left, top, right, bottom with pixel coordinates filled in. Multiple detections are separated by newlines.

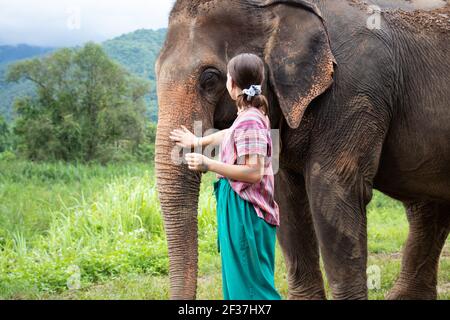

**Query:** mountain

left=0, top=44, right=54, bottom=65
left=0, top=61, right=34, bottom=121
left=0, top=29, right=167, bottom=123
left=103, top=28, right=167, bottom=122
left=0, top=45, right=55, bottom=121
left=103, top=28, right=166, bottom=82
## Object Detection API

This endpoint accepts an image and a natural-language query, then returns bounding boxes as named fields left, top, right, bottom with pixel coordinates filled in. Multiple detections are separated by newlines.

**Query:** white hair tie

left=242, top=85, right=262, bottom=101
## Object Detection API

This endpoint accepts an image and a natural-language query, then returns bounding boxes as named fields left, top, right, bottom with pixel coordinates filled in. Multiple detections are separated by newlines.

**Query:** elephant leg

left=387, top=200, right=450, bottom=300
left=305, top=163, right=374, bottom=300
left=302, top=94, right=389, bottom=299
left=275, top=168, right=326, bottom=299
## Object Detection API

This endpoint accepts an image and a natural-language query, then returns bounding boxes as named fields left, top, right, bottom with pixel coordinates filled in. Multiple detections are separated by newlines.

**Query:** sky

left=0, top=0, right=175, bottom=47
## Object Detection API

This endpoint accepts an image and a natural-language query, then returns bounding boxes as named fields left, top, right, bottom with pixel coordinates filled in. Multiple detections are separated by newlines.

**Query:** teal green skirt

left=213, top=177, right=282, bottom=300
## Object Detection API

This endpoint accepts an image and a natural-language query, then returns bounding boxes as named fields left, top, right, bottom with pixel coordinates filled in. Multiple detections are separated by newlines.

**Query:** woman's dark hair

left=227, top=53, right=269, bottom=116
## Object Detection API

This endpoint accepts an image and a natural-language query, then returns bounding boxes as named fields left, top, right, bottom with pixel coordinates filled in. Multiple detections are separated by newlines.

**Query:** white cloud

left=0, top=0, right=175, bottom=47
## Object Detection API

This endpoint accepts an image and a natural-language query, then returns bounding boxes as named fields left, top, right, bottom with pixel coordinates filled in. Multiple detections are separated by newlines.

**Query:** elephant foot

left=288, top=293, right=326, bottom=300
left=287, top=286, right=327, bottom=300
left=387, top=282, right=437, bottom=300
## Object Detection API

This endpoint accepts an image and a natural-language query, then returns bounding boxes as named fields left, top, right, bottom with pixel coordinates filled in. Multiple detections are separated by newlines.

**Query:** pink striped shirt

left=217, top=107, right=280, bottom=227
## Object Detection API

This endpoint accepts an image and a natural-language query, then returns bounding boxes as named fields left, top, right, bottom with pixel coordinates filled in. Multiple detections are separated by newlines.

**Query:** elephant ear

left=257, top=0, right=336, bottom=129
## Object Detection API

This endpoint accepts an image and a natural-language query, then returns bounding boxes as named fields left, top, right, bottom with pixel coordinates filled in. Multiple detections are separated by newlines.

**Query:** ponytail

left=236, top=92, right=269, bottom=117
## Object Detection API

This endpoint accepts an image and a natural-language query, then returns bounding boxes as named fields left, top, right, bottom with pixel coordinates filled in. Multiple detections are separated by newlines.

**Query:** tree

left=7, top=43, right=150, bottom=163
left=136, top=122, right=157, bottom=163
left=0, top=115, right=10, bottom=152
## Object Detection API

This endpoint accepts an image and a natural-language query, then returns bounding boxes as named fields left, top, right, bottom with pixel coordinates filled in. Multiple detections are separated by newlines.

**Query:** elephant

left=154, top=0, right=450, bottom=300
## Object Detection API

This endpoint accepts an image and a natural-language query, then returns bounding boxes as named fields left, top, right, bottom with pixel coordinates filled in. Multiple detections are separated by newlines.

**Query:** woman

left=170, top=53, right=281, bottom=300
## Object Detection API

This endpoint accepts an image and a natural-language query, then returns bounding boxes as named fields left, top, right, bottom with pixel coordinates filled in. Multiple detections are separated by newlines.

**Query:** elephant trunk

left=155, top=80, right=205, bottom=299
left=155, top=120, right=202, bottom=299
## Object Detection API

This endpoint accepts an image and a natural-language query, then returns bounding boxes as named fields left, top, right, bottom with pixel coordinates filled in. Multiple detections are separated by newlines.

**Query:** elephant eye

left=199, top=68, right=222, bottom=92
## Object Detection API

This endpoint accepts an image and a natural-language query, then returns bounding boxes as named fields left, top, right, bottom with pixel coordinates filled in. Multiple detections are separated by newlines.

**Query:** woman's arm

left=197, top=129, right=229, bottom=148
left=170, top=126, right=229, bottom=148
left=185, top=153, right=265, bottom=184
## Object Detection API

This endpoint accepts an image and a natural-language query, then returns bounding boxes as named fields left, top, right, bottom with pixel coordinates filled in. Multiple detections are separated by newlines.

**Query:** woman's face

left=226, top=72, right=239, bottom=101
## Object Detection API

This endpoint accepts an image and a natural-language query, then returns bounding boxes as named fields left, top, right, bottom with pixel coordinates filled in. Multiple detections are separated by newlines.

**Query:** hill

left=103, top=28, right=167, bottom=122
left=103, top=28, right=166, bottom=82
left=0, top=44, right=54, bottom=65
left=0, top=29, right=167, bottom=123
left=0, top=45, right=55, bottom=121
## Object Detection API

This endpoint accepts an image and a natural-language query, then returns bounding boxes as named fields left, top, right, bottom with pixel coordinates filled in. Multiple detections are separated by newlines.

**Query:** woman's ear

left=258, top=0, right=336, bottom=129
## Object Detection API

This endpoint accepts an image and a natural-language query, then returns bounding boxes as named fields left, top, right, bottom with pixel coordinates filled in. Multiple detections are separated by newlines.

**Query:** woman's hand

left=170, top=125, right=199, bottom=148
left=185, top=153, right=211, bottom=173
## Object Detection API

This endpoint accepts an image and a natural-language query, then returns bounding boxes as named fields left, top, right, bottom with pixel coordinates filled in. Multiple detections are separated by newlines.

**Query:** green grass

left=0, top=160, right=448, bottom=300
left=0, top=160, right=168, bottom=299
left=367, top=191, right=408, bottom=254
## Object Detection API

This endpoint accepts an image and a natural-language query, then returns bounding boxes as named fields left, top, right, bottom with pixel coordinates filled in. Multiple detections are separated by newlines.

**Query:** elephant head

left=155, top=0, right=335, bottom=299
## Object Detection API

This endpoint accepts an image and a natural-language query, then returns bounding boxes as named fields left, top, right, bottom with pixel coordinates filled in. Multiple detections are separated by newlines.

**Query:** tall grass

left=0, top=160, right=169, bottom=298
left=0, top=160, right=448, bottom=299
